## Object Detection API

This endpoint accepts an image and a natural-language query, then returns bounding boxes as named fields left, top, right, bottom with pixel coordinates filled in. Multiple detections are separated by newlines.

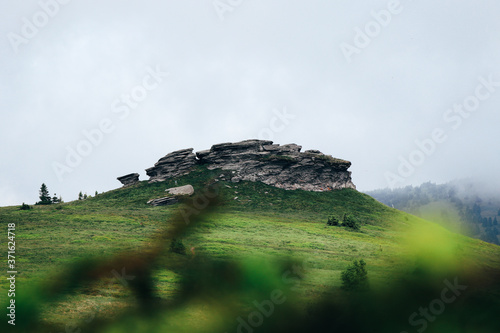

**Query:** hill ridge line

left=119, top=139, right=356, bottom=192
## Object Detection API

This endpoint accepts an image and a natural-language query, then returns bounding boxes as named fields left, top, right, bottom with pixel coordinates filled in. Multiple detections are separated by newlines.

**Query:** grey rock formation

left=147, top=197, right=178, bottom=206
left=146, top=139, right=356, bottom=191
left=165, top=184, right=194, bottom=196
left=117, top=173, right=140, bottom=187
left=145, top=148, right=197, bottom=183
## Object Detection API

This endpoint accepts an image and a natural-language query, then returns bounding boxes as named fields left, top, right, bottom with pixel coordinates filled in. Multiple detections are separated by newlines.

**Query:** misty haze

left=1, top=1, right=499, bottom=332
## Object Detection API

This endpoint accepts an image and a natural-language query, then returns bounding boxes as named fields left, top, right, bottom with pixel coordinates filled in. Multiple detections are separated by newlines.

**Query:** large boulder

left=166, top=184, right=194, bottom=196
left=117, top=173, right=140, bottom=187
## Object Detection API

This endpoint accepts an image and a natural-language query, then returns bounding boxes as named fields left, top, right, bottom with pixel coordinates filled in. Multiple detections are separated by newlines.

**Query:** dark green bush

left=341, top=259, right=369, bottom=291
left=327, top=213, right=361, bottom=230
left=327, top=215, right=340, bottom=226
left=342, top=214, right=360, bottom=231
left=170, top=238, right=186, bottom=255
left=19, top=203, right=31, bottom=210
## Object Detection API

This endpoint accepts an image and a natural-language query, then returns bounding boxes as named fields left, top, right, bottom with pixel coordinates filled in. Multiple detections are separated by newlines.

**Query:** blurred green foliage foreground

left=1, top=168, right=500, bottom=332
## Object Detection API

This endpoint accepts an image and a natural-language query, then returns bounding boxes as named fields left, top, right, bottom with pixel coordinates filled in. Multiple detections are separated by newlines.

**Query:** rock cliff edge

left=144, top=139, right=355, bottom=192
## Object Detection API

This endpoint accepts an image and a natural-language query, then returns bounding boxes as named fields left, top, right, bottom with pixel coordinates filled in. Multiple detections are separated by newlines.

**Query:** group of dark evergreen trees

left=23, top=184, right=95, bottom=209
left=78, top=191, right=98, bottom=200
left=367, top=182, right=500, bottom=245
left=35, top=183, right=62, bottom=205
left=462, top=203, right=499, bottom=244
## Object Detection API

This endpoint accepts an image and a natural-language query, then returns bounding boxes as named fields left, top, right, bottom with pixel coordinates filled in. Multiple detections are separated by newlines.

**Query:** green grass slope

left=1, top=167, right=500, bottom=332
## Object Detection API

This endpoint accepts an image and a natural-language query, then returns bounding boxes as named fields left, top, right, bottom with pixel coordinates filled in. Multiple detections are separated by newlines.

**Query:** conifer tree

left=37, top=183, right=52, bottom=205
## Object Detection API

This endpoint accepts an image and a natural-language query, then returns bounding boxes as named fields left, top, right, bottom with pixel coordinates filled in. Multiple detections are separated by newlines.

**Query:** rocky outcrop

left=145, top=149, right=197, bottom=183
left=146, top=139, right=356, bottom=191
left=117, top=173, right=140, bottom=187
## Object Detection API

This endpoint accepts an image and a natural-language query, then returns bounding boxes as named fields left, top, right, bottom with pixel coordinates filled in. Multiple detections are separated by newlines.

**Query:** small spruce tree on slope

left=36, top=183, right=52, bottom=205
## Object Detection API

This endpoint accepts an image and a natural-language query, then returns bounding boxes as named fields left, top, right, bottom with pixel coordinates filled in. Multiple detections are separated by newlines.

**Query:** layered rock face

left=145, top=148, right=197, bottom=183
left=117, top=173, right=140, bottom=187
left=147, top=197, right=178, bottom=206
left=146, top=139, right=356, bottom=191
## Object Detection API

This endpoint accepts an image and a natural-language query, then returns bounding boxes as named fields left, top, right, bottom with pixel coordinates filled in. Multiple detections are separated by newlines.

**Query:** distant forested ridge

left=365, top=180, right=500, bottom=245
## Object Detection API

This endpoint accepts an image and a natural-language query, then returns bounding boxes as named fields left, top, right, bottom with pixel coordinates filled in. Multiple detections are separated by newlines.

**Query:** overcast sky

left=1, top=0, right=499, bottom=206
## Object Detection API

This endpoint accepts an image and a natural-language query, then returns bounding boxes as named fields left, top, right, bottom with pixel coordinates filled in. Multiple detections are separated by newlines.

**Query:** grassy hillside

left=1, top=167, right=500, bottom=332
